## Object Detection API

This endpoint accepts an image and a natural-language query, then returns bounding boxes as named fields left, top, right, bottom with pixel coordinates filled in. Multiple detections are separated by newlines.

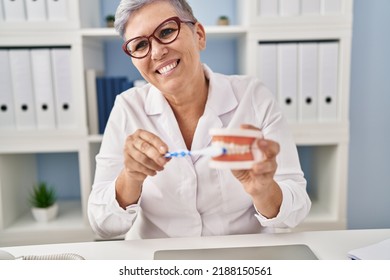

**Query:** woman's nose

left=150, top=38, right=168, bottom=60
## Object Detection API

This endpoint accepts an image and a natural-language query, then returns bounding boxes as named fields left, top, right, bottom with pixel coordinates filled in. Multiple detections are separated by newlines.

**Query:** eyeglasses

left=122, top=16, right=195, bottom=59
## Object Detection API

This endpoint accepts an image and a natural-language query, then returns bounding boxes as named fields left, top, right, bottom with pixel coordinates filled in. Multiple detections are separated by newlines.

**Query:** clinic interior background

left=34, top=0, right=390, bottom=230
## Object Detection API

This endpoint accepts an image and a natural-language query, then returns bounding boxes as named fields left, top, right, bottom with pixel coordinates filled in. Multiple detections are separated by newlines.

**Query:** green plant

left=29, top=182, right=57, bottom=208
left=105, top=14, right=115, bottom=22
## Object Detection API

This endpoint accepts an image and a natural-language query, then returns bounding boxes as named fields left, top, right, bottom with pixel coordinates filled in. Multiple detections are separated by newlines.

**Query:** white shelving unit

left=0, top=0, right=353, bottom=246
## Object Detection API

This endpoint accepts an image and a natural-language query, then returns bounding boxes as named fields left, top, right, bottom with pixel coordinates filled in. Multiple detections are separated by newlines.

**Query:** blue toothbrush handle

left=164, top=150, right=191, bottom=158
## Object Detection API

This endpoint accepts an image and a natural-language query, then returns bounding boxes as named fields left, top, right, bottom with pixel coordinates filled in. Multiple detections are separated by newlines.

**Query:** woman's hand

left=231, top=124, right=282, bottom=218
left=123, top=129, right=169, bottom=182
left=116, top=129, right=169, bottom=208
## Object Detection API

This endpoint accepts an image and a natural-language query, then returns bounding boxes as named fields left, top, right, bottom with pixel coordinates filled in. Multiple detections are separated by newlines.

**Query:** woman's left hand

left=231, top=124, right=282, bottom=218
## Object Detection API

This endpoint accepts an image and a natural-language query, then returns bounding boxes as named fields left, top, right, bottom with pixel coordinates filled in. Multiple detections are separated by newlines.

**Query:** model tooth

left=212, top=141, right=250, bottom=155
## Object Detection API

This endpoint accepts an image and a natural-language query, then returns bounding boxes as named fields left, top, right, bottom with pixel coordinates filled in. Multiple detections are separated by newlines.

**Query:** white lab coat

left=88, top=65, right=311, bottom=239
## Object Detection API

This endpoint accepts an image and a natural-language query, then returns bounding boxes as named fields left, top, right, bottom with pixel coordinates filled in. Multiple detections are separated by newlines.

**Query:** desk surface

left=1, top=229, right=390, bottom=260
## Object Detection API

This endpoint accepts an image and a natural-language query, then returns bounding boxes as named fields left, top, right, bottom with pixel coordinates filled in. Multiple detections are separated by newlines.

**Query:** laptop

left=154, top=244, right=318, bottom=260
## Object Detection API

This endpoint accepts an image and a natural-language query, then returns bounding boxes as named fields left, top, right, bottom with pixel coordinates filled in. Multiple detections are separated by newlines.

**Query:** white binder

left=2, top=0, right=26, bottom=21
left=9, top=49, right=36, bottom=130
left=299, top=42, right=319, bottom=122
left=280, top=0, right=300, bottom=16
left=85, top=69, right=103, bottom=135
left=25, top=0, right=47, bottom=21
left=0, top=50, right=16, bottom=130
left=278, top=43, right=298, bottom=121
left=318, top=42, right=339, bottom=121
left=46, top=0, right=68, bottom=21
left=258, top=0, right=278, bottom=17
left=0, top=0, right=4, bottom=21
left=258, top=43, right=277, bottom=96
left=323, top=0, right=342, bottom=14
left=301, top=0, right=321, bottom=15
left=31, top=49, right=56, bottom=130
left=51, top=48, right=74, bottom=129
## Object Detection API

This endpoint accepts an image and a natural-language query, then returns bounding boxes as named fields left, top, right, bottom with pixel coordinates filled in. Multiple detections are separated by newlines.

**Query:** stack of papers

left=347, top=238, right=390, bottom=260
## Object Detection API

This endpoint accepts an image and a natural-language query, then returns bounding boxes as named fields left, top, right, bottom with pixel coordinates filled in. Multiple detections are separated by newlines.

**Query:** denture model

left=209, top=128, right=263, bottom=170
left=164, top=128, right=263, bottom=170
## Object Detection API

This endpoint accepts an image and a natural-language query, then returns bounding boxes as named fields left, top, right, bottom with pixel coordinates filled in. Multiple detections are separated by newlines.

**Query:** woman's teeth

left=158, top=61, right=178, bottom=75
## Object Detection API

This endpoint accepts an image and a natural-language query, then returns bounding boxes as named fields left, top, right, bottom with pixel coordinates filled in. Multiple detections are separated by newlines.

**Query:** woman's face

left=123, top=1, right=206, bottom=95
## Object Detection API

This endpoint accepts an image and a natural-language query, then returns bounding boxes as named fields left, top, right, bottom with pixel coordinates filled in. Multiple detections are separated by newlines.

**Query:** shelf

left=0, top=136, right=87, bottom=154
left=80, top=25, right=248, bottom=39
left=0, top=200, right=94, bottom=246
left=290, top=122, right=349, bottom=145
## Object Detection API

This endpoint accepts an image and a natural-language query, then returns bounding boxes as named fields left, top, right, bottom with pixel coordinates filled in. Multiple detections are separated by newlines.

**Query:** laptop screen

left=154, top=244, right=318, bottom=260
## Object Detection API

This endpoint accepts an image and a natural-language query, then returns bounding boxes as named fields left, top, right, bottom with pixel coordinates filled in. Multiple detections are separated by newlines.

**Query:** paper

left=347, top=238, right=390, bottom=260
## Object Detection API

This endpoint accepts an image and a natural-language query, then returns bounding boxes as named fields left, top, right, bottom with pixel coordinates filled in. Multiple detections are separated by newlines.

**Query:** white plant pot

left=31, top=203, right=59, bottom=223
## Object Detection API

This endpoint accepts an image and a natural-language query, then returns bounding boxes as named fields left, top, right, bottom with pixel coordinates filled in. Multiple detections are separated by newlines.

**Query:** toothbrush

left=164, top=146, right=227, bottom=158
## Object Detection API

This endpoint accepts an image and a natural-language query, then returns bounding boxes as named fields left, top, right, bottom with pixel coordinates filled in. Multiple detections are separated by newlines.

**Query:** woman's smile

left=156, top=59, right=180, bottom=75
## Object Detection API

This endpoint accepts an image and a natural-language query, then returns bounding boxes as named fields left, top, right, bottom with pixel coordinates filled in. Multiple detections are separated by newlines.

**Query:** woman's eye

left=135, top=40, right=149, bottom=51
left=159, top=28, right=176, bottom=39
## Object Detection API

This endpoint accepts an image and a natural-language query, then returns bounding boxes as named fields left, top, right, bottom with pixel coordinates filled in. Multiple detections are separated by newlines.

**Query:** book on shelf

left=93, top=74, right=133, bottom=135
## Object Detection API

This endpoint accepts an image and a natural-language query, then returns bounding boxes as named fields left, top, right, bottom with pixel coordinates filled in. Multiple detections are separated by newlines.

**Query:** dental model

left=209, top=128, right=263, bottom=169
left=164, top=128, right=263, bottom=170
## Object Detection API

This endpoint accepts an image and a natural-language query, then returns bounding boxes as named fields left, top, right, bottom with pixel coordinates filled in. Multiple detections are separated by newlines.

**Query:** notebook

left=347, top=238, right=390, bottom=260
left=154, top=244, right=318, bottom=260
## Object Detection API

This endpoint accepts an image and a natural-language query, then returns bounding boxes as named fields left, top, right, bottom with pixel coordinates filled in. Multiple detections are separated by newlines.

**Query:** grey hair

left=114, top=0, right=197, bottom=39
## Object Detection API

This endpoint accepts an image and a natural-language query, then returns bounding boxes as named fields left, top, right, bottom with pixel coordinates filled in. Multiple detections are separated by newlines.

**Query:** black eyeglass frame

left=122, top=16, right=196, bottom=59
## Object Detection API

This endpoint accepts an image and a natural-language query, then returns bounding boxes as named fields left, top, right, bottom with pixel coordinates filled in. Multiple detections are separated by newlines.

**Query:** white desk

left=1, top=229, right=389, bottom=260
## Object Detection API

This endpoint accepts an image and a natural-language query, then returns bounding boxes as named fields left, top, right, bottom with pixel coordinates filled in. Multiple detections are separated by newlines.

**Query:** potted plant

left=105, top=14, right=115, bottom=28
left=29, top=182, right=58, bottom=223
left=217, top=15, right=229, bottom=26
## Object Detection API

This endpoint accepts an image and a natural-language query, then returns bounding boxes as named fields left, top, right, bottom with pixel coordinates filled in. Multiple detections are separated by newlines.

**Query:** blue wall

left=347, top=0, right=390, bottom=229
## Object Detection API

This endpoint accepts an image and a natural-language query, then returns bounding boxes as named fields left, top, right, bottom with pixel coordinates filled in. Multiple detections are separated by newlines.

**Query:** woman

left=88, top=0, right=311, bottom=239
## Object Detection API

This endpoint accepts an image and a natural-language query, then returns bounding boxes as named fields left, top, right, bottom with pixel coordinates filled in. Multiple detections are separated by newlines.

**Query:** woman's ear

left=195, top=22, right=207, bottom=50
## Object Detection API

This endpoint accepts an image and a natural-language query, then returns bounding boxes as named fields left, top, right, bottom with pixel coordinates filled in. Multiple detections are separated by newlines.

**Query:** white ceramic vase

left=31, top=203, right=58, bottom=223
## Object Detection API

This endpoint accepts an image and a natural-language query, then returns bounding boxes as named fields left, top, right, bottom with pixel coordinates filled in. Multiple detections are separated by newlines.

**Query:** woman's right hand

left=116, top=129, right=169, bottom=208
left=123, top=129, right=169, bottom=182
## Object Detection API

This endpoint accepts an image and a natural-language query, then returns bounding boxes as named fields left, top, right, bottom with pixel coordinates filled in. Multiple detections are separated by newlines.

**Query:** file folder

left=46, top=0, right=68, bottom=21
left=258, top=43, right=278, bottom=96
left=280, top=0, right=300, bottom=16
left=278, top=43, right=298, bottom=121
left=51, top=48, right=75, bottom=129
left=299, top=42, right=319, bottom=122
left=0, top=50, right=16, bottom=130
left=85, top=69, right=103, bottom=135
left=95, top=77, right=107, bottom=134
left=9, top=49, right=36, bottom=130
left=0, top=1, right=4, bottom=22
left=323, top=0, right=342, bottom=14
left=301, top=0, right=321, bottom=15
left=2, top=0, right=26, bottom=21
left=258, top=0, right=279, bottom=17
left=318, top=42, right=339, bottom=121
left=31, top=49, right=56, bottom=130
left=25, top=0, right=47, bottom=21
